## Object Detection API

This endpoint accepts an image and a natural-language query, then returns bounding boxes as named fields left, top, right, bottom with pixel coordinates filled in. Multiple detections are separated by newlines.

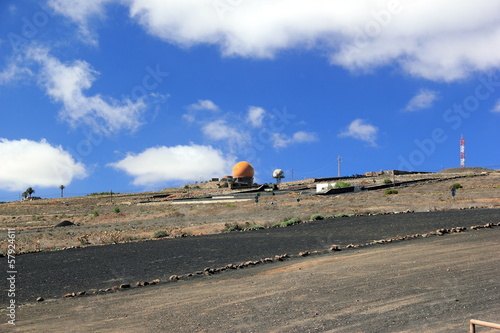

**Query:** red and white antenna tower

left=460, top=135, right=465, bottom=168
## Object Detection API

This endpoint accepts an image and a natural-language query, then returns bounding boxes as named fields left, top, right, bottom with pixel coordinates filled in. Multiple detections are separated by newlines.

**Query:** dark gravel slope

left=4, top=208, right=499, bottom=304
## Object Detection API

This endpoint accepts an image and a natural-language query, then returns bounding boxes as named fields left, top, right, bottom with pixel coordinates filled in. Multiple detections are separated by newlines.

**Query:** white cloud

left=272, top=131, right=318, bottom=149
left=184, top=99, right=220, bottom=123
left=404, top=89, right=439, bottom=111
left=202, top=119, right=248, bottom=147
left=0, top=138, right=87, bottom=192
left=339, top=119, right=378, bottom=146
left=491, top=99, right=500, bottom=113
left=48, top=0, right=112, bottom=45
left=0, top=61, right=32, bottom=84
left=246, top=106, right=266, bottom=127
left=292, top=131, right=318, bottom=143
left=187, top=99, right=219, bottom=111
left=27, top=47, right=146, bottom=134
left=51, top=0, right=500, bottom=82
left=108, top=144, right=235, bottom=186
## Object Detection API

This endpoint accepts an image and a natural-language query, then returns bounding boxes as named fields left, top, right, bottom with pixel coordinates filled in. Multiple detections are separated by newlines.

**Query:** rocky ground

left=8, top=227, right=500, bottom=332
left=0, top=168, right=499, bottom=332
left=0, top=170, right=499, bottom=254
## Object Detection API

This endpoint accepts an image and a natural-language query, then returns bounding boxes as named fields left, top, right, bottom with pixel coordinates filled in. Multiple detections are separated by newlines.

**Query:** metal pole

left=337, top=155, right=342, bottom=177
left=470, top=319, right=500, bottom=333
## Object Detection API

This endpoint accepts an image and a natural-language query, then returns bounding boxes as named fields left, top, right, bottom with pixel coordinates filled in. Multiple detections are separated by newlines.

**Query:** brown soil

left=1, top=171, right=499, bottom=254
left=10, top=228, right=500, bottom=332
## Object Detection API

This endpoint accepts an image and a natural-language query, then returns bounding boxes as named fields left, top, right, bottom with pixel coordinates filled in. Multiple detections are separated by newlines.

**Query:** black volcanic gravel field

left=3, top=208, right=499, bottom=304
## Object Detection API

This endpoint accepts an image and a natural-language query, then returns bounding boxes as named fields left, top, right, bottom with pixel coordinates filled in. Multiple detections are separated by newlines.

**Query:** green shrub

left=272, top=217, right=301, bottom=228
left=88, top=192, right=116, bottom=196
left=383, top=179, right=392, bottom=184
left=91, top=210, right=99, bottom=218
left=385, top=189, right=398, bottom=195
left=113, top=206, right=120, bottom=214
left=335, top=182, right=352, bottom=188
left=310, top=214, right=324, bottom=221
left=324, top=214, right=334, bottom=219
left=450, top=183, right=463, bottom=189
left=152, top=230, right=169, bottom=238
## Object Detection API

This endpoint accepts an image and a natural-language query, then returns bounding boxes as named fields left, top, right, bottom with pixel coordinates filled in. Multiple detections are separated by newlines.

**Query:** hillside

left=1, top=169, right=499, bottom=254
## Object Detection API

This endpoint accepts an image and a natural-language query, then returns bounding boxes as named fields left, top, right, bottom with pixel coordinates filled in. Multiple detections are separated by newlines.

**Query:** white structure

left=273, top=169, right=285, bottom=184
left=316, top=183, right=336, bottom=193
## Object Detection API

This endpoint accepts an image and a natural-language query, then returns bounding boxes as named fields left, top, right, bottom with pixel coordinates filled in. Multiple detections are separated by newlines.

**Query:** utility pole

left=337, top=155, right=342, bottom=177
left=291, top=169, right=294, bottom=181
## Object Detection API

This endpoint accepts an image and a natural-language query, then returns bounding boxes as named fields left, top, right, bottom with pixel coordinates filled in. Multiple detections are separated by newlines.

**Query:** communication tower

left=460, top=136, right=465, bottom=168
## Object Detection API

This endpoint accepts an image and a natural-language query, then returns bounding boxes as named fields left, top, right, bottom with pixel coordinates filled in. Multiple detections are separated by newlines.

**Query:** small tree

left=59, top=185, right=65, bottom=198
left=25, top=187, right=35, bottom=198
left=21, top=191, right=28, bottom=200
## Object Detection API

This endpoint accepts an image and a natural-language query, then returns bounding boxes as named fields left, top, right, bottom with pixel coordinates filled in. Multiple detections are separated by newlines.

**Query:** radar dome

left=232, top=161, right=255, bottom=178
left=273, top=169, right=285, bottom=179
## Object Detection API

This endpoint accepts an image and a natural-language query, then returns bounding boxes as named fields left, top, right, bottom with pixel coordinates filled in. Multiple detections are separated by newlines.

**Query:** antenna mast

left=460, top=135, right=465, bottom=168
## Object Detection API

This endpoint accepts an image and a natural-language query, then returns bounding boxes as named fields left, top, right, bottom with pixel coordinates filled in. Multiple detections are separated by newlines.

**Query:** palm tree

left=21, top=191, right=28, bottom=200
left=59, top=185, right=65, bottom=198
left=25, top=187, right=35, bottom=198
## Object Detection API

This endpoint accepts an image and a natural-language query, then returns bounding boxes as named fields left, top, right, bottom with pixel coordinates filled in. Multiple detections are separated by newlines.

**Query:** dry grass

left=1, top=171, right=499, bottom=254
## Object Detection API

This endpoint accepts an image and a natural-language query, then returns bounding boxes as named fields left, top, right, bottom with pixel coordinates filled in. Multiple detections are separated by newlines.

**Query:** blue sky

left=1, top=0, right=499, bottom=201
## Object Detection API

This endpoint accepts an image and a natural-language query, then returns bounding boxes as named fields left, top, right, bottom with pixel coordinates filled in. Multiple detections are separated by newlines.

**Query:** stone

left=54, top=220, right=75, bottom=227
left=329, top=245, right=342, bottom=251
left=169, top=275, right=179, bottom=281
left=64, top=293, right=75, bottom=298
left=111, top=286, right=119, bottom=291
left=77, top=291, right=86, bottom=296
left=119, top=284, right=131, bottom=289
left=36, top=297, right=44, bottom=302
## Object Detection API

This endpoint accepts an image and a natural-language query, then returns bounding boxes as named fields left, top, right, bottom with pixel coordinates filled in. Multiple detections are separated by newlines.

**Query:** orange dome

left=232, top=161, right=255, bottom=178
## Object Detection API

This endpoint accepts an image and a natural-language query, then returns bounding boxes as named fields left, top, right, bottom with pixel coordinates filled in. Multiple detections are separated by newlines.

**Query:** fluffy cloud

left=27, top=47, right=146, bottom=134
left=47, top=0, right=113, bottom=45
left=108, top=144, right=235, bottom=186
left=49, top=0, right=500, bottom=81
left=0, top=138, right=87, bottom=191
left=272, top=131, right=318, bottom=149
left=0, top=61, right=32, bottom=84
left=187, top=99, right=219, bottom=112
left=202, top=119, right=249, bottom=148
left=184, top=99, right=220, bottom=122
left=339, top=119, right=378, bottom=146
left=404, top=89, right=439, bottom=111
left=246, top=106, right=266, bottom=127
